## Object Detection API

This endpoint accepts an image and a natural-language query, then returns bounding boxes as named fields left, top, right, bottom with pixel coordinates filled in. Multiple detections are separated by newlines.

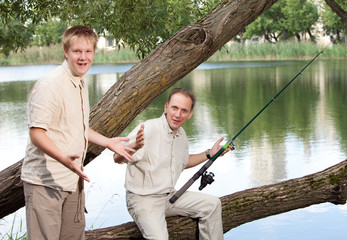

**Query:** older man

left=114, top=88, right=233, bottom=239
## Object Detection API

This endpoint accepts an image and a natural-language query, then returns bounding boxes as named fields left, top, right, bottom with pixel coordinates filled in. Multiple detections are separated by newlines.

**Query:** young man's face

left=164, top=93, right=194, bottom=133
left=64, top=38, right=95, bottom=78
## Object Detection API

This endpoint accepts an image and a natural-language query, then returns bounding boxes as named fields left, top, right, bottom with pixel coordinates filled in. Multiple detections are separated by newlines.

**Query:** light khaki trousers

left=23, top=182, right=85, bottom=240
left=126, top=190, right=223, bottom=240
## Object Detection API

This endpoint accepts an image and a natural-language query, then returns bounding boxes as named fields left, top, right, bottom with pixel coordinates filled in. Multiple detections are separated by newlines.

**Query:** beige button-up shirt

left=125, top=114, right=189, bottom=195
left=21, top=61, right=89, bottom=192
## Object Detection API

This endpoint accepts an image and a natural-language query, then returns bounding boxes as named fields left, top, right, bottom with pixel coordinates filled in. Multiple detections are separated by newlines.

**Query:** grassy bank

left=209, top=41, right=347, bottom=61
left=0, top=45, right=139, bottom=66
left=1, top=42, right=346, bottom=66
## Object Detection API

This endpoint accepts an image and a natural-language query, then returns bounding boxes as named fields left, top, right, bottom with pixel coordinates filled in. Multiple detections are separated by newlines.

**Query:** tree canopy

left=244, top=0, right=320, bottom=42
left=0, top=0, right=221, bottom=57
left=0, top=16, right=34, bottom=57
left=235, top=0, right=346, bottom=44
left=322, top=0, right=347, bottom=37
left=0, top=0, right=345, bottom=58
left=31, top=20, right=67, bottom=47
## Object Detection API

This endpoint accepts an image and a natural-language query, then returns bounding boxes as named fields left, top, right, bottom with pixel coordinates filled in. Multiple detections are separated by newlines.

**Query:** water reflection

left=0, top=60, right=346, bottom=239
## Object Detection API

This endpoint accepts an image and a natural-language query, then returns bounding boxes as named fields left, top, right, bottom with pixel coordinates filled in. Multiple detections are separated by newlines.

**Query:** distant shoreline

left=1, top=42, right=346, bottom=66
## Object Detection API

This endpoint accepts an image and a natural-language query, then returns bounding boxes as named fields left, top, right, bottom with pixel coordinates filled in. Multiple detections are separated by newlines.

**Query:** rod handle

left=169, top=145, right=228, bottom=204
left=169, top=168, right=207, bottom=203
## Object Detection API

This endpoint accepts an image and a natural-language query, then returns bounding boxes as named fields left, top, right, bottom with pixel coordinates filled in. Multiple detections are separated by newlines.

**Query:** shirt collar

left=62, top=60, right=85, bottom=88
left=160, top=113, right=182, bottom=137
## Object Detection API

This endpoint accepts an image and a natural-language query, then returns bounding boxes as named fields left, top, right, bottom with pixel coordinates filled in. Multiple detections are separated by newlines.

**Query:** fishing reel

left=199, top=171, right=215, bottom=190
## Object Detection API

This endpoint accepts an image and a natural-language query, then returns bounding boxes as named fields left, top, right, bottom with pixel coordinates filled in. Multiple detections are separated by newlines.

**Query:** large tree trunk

left=0, top=0, right=279, bottom=219
left=85, top=160, right=347, bottom=239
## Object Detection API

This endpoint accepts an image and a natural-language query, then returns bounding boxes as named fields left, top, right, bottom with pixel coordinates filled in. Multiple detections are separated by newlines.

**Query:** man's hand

left=107, top=137, right=136, bottom=162
left=210, top=137, right=235, bottom=157
left=66, top=154, right=90, bottom=182
left=29, top=127, right=90, bottom=181
left=134, top=124, right=145, bottom=150
left=113, top=124, right=145, bottom=164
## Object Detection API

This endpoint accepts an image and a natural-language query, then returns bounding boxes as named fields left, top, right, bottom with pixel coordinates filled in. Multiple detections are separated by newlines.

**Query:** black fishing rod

left=169, top=35, right=340, bottom=204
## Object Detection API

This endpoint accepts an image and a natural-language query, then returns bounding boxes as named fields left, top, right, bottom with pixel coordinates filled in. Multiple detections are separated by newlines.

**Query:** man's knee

left=207, top=196, right=222, bottom=212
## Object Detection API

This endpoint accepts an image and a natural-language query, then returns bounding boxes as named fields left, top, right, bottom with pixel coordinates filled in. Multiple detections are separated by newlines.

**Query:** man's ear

left=63, top=48, right=68, bottom=59
left=187, top=109, right=194, bottom=119
left=164, top=102, right=168, bottom=114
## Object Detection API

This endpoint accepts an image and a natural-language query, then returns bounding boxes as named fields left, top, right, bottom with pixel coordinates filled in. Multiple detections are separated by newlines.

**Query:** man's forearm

left=88, top=127, right=109, bottom=147
left=30, top=127, right=76, bottom=170
left=186, top=152, right=208, bottom=169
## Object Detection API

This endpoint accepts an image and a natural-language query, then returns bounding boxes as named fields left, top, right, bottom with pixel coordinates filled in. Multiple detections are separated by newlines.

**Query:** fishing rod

left=169, top=34, right=340, bottom=204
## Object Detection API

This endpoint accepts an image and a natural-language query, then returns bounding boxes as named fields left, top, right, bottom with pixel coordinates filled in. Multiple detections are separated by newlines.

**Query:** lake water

left=0, top=59, right=346, bottom=239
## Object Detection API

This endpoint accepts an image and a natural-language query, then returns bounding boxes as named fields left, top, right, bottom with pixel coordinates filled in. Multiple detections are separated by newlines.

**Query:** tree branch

left=324, top=0, right=347, bottom=22
left=85, top=160, right=347, bottom=239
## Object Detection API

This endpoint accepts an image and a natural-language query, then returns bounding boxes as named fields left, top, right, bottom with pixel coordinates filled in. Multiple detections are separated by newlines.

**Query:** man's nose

left=175, top=109, right=182, bottom=117
left=80, top=52, right=86, bottom=59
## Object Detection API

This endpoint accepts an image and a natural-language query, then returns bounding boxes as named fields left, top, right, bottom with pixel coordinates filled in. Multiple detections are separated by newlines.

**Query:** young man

left=114, top=88, right=233, bottom=239
left=21, top=25, right=135, bottom=240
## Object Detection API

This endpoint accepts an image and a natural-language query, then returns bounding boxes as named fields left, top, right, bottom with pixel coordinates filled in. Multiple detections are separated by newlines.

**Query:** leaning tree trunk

left=0, top=0, right=279, bottom=219
left=84, top=160, right=347, bottom=239
left=84, top=0, right=279, bottom=165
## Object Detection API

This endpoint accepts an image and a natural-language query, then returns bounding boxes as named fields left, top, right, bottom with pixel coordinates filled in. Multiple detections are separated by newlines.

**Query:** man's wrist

left=205, top=149, right=211, bottom=159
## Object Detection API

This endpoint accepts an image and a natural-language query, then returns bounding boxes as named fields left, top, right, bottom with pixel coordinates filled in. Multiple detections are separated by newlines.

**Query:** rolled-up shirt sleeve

left=28, top=80, right=58, bottom=131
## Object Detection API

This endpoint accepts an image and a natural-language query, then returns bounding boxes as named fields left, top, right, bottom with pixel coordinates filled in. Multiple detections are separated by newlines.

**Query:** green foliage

left=0, top=17, right=34, bottom=57
left=0, top=44, right=141, bottom=65
left=0, top=0, right=83, bottom=55
left=80, top=0, right=220, bottom=58
left=0, top=0, right=221, bottom=58
left=243, top=0, right=287, bottom=42
left=321, top=0, right=346, bottom=36
left=209, top=41, right=347, bottom=61
left=244, top=0, right=320, bottom=42
left=2, top=41, right=345, bottom=66
left=282, top=0, right=319, bottom=41
left=0, top=0, right=344, bottom=58
left=31, top=20, right=67, bottom=46
left=93, top=48, right=139, bottom=64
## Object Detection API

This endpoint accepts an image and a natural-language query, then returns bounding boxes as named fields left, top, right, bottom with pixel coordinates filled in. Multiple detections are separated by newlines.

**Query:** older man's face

left=164, top=93, right=193, bottom=133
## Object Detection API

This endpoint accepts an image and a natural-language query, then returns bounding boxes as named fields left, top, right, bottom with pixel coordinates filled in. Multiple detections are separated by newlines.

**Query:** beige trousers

left=126, top=190, right=223, bottom=240
left=23, top=182, right=85, bottom=240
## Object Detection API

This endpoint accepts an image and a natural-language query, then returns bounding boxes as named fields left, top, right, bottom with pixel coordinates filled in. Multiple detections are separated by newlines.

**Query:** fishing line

left=169, top=34, right=341, bottom=204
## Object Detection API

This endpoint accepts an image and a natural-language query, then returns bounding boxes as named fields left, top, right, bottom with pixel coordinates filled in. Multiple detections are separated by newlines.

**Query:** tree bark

left=0, top=0, right=279, bottom=219
left=0, top=160, right=25, bottom=219
left=85, top=160, right=347, bottom=239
